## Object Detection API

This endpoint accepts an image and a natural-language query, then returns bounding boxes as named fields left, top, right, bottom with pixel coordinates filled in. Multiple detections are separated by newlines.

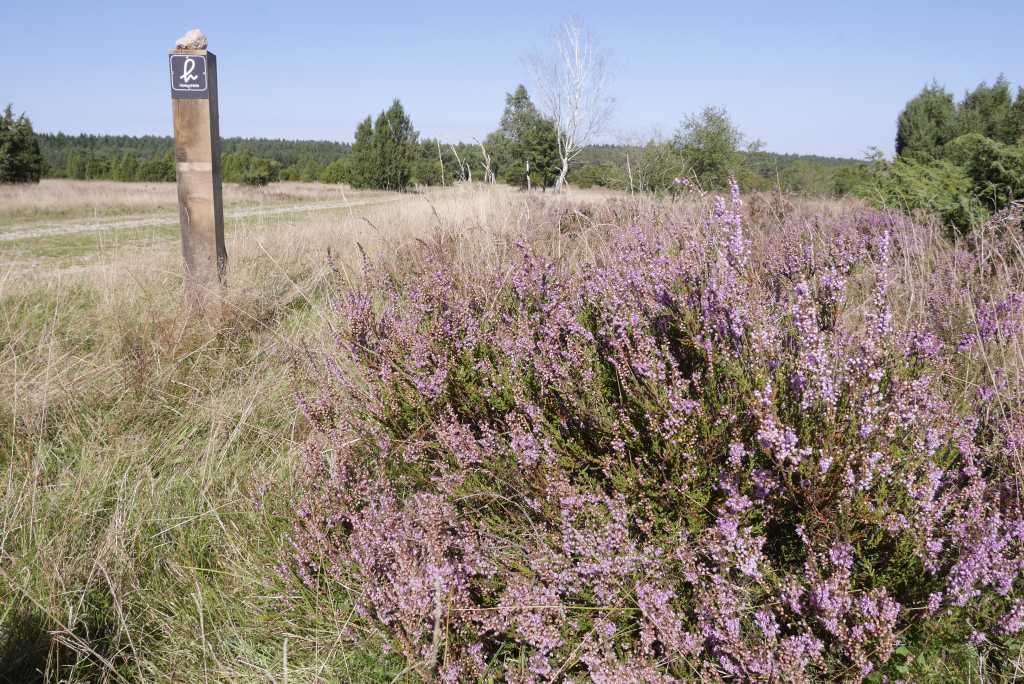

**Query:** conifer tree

left=957, top=76, right=1016, bottom=143
left=493, top=85, right=560, bottom=189
left=348, top=115, right=376, bottom=189
left=0, top=104, right=45, bottom=183
left=895, top=84, right=958, bottom=160
left=500, top=85, right=542, bottom=144
left=115, top=152, right=139, bottom=181
left=1011, top=87, right=1024, bottom=144
left=371, top=99, right=417, bottom=191
left=66, top=152, right=86, bottom=179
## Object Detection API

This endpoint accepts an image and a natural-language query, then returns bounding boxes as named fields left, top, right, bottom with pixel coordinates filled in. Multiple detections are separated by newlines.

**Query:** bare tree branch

left=530, top=17, right=614, bottom=191
left=475, top=138, right=495, bottom=184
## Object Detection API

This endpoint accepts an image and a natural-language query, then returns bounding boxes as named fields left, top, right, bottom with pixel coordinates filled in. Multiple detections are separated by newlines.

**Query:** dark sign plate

left=169, top=54, right=209, bottom=99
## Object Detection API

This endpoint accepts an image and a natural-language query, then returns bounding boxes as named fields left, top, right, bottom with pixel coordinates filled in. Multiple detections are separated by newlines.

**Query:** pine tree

left=500, top=85, right=542, bottom=144
left=957, top=76, right=1016, bottom=143
left=115, top=152, right=139, bottom=181
left=349, top=116, right=376, bottom=189
left=0, top=104, right=45, bottom=183
left=371, top=100, right=418, bottom=191
left=66, top=151, right=86, bottom=179
left=1012, top=87, right=1024, bottom=144
left=895, top=84, right=958, bottom=160
left=493, top=85, right=561, bottom=189
left=520, top=116, right=560, bottom=189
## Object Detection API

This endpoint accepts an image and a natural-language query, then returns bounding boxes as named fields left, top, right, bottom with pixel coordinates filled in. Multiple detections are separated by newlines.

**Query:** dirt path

left=0, top=197, right=401, bottom=242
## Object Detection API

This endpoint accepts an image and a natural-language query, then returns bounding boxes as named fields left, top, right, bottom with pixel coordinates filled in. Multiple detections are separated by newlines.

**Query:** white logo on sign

left=181, top=57, right=199, bottom=83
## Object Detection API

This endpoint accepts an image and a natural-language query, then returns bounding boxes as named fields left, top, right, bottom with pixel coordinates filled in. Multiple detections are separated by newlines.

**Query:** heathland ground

left=1, top=180, right=1022, bottom=681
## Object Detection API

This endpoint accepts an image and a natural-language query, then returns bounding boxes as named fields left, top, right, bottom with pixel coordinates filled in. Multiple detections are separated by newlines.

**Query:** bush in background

left=858, top=156, right=989, bottom=231
left=221, top=151, right=281, bottom=186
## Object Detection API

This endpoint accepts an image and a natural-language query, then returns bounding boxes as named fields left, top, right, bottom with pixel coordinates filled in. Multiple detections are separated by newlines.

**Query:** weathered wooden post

left=169, top=29, right=225, bottom=313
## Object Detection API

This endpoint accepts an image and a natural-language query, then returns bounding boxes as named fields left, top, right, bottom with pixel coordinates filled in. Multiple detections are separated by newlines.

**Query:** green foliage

left=520, top=117, right=560, bottom=189
left=38, top=133, right=350, bottom=179
left=499, top=86, right=542, bottom=146
left=574, top=143, right=864, bottom=196
left=856, top=157, right=988, bottom=231
left=113, top=152, right=139, bottom=182
left=832, top=162, right=873, bottom=196
left=944, top=133, right=1024, bottom=213
left=481, top=131, right=509, bottom=182
left=0, top=104, right=45, bottom=183
left=371, top=100, right=418, bottom=191
left=957, top=75, right=1017, bottom=143
left=568, top=162, right=620, bottom=189
left=779, top=160, right=841, bottom=196
left=1013, top=86, right=1024, bottom=143
left=895, top=84, right=958, bottom=161
left=319, top=158, right=351, bottom=184
left=673, top=106, right=745, bottom=191
left=347, top=116, right=377, bottom=189
left=491, top=86, right=561, bottom=189
left=241, top=157, right=281, bottom=186
left=627, top=141, right=686, bottom=193
left=881, top=76, right=1024, bottom=232
left=281, top=157, right=325, bottom=182
left=135, top=153, right=175, bottom=182
left=342, top=101, right=420, bottom=191
left=221, top=151, right=281, bottom=186
left=411, top=141, right=446, bottom=186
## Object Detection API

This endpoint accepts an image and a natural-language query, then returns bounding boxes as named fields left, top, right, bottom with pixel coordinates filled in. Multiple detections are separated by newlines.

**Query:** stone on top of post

left=175, top=28, right=208, bottom=50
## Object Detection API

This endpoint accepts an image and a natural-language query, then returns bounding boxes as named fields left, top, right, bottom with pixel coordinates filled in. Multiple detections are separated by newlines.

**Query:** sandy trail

left=0, top=197, right=402, bottom=242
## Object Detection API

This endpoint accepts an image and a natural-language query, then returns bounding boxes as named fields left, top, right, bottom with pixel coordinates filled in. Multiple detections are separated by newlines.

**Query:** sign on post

left=170, top=54, right=209, bottom=98
left=169, top=29, right=225, bottom=314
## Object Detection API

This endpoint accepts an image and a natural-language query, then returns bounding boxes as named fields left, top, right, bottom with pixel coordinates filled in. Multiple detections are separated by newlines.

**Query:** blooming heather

left=288, top=183, right=1024, bottom=681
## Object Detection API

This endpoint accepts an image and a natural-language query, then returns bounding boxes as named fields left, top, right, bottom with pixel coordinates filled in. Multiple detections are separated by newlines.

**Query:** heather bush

left=288, top=183, right=1024, bottom=681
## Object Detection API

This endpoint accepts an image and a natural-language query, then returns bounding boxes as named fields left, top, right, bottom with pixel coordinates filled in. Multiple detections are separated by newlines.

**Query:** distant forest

left=36, top=131, right=863, bottom=194
left=37, top=133, right=351, bottom=170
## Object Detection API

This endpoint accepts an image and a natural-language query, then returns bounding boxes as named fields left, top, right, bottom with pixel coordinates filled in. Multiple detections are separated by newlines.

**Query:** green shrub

left=240, top=157, right=280, bottom=186
left=944, top=133, right=1024, bottom=213
left=319, top=159, right=351, bottom=184
left=136, top=153, right=175, bottom=182
left=569, top=163, right=620, bottom=188
left=858, top=158, right=989, bottom=233
left=222, top=152, right=280, bottom=186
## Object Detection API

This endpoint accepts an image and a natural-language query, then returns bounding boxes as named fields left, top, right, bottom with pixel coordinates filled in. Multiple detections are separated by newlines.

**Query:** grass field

left=1, top=180, right=1022, bottom=682
left=0, top=179, right=620, bottom=682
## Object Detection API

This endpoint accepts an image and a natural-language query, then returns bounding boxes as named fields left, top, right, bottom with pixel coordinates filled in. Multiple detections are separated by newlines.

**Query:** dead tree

left=477, top=139, right=495, bottom=184
left=531, top=17, right=614, bottom=191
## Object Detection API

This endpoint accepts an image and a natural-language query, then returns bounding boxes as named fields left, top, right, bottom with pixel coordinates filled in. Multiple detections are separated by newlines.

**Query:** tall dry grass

left=0, top=179, right=381, bottom=226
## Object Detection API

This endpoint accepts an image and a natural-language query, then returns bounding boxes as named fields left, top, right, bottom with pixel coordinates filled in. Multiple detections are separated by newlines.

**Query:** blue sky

left=2, top=1, right=1022, bottom=158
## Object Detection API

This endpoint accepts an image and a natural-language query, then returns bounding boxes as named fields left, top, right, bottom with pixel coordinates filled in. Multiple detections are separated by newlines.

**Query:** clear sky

left=2, top=1, right=1022, bottom=158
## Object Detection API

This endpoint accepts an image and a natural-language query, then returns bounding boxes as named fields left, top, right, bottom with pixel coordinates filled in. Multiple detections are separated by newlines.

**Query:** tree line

left=0, top=94, right=893, bottom=201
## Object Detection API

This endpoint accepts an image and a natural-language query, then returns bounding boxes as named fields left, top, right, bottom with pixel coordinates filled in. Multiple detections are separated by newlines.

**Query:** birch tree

left=530, top=18, right=614, bottom=190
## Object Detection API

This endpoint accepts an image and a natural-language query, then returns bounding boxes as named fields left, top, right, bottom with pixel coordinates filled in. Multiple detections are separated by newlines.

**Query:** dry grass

left=0, top=181, right=624, bottom=682
left=0, top=179, right=375, bottom=227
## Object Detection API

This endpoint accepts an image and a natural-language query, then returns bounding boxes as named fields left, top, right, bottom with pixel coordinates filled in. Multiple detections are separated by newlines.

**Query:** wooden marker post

left=169, top=29, right=225, bottom=312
